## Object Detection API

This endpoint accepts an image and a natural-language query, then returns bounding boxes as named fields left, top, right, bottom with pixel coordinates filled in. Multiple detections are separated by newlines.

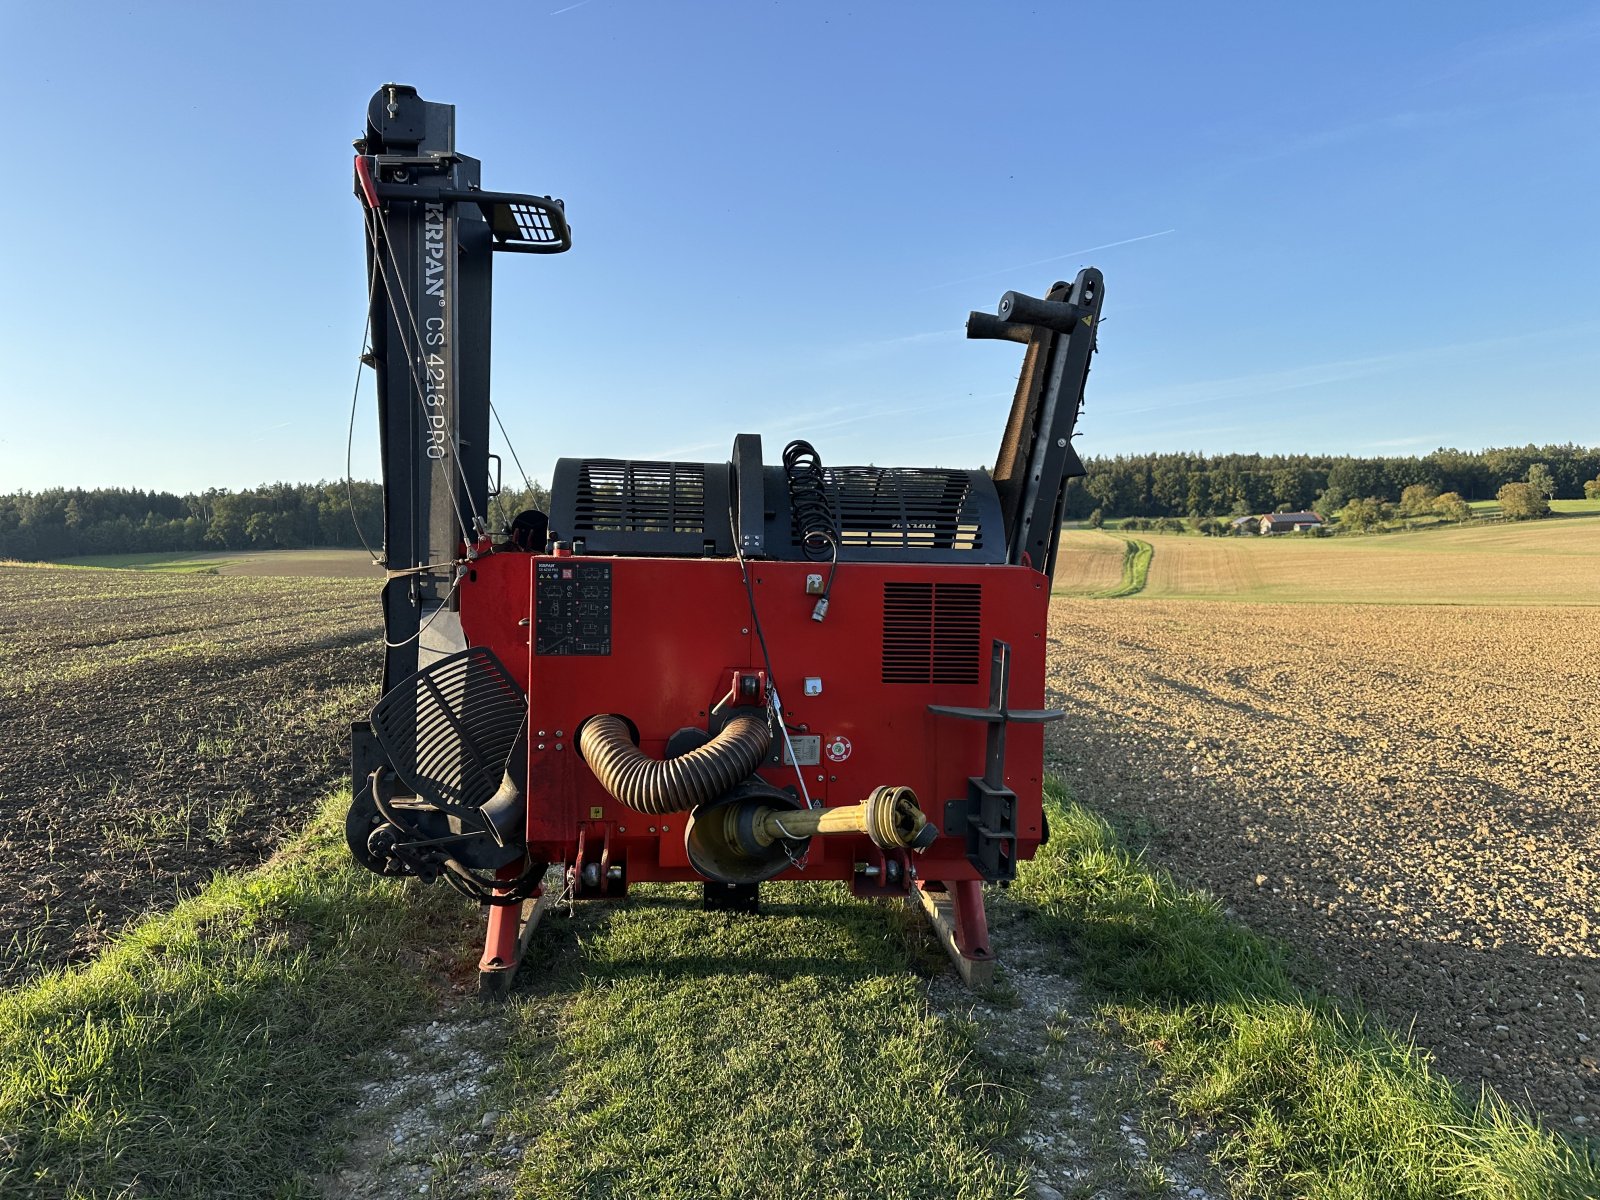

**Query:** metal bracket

left=927, top=640, right=1062, bottom=881
left=731, top=433, right=766, bottom=557
left=703, top=881, right=760, bottom=914
left=572, top=822, right=626, bottom=899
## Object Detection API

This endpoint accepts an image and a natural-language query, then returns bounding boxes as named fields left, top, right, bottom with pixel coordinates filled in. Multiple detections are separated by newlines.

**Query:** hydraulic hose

left=578, top=711, right=772, bottom=816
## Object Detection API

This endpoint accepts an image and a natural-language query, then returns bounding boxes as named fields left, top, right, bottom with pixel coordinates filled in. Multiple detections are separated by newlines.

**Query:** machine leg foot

left=477, top=889, right=553, bottom=998
left=915, top=879, right=996, bottom=989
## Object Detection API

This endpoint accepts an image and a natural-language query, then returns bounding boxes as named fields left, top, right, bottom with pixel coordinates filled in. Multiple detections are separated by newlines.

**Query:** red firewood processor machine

left=346, top=85, right=1105, bottom=993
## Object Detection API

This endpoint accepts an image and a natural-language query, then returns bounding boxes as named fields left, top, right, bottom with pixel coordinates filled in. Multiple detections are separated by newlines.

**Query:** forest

left=0, top=481, right=549, bottom=562
left=3, top=445, right=1596, bottom=561
left=1058, top=443, right=1600, bottom=520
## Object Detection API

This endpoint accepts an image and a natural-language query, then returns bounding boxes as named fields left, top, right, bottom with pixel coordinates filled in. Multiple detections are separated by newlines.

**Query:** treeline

left=5, top=445, right=1595, bottom=561
left=0, top=481, right=558, bottom=562
left=1062, top=444, right=1600, bottom=520
left=0, top=483, right=383, bottom=561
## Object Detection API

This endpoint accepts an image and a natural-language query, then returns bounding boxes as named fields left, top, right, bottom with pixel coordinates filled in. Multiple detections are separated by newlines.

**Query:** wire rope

left=728, top=507, right=817, bottom=812
left=345, top=246, right=383, bottom=565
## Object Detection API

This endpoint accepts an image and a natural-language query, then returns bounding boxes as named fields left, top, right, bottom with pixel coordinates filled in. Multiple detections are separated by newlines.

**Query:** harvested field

left=1055, top=516, right=1600, bottom=605
left=1047, top=529, right=1129, bottom=595
left=51, top=548, right=380, bottom=577
left=0, top=564, right=381, bottom=987
left=1045, top=597, right=1600, bottom=1135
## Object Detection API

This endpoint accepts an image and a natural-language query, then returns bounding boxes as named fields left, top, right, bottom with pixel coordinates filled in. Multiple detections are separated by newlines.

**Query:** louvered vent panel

left=828, top=468, right=984, bottom=551
left=572, top=460, right=706, bottom=534
left=881, top=582, right=981, bottom=684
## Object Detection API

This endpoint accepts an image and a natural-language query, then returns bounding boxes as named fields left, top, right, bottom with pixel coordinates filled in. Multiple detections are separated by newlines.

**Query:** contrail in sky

left=919, top=229, right=1176, bottom=292
left=550, top=0, right=596, bottom=14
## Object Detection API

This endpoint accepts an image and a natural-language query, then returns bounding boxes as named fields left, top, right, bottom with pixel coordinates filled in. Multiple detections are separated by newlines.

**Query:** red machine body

left=460, top=553, right=1050, bottom=892
left=348, top=85, right=1104, bottom=991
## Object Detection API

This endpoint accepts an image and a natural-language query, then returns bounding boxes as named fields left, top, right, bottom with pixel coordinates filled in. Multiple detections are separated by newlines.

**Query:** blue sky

left=2, top=2, right=1596, bottom=493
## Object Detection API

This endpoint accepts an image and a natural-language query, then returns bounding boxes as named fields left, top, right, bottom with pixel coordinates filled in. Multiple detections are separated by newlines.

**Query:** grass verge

left=1013, top=780, right=1600, bottom=1199
left=0, top=793, right=476, bottom=1199
left=1096, top=536, right=1153, bottom=598
left=499, top=883, right=1028, bottom=1200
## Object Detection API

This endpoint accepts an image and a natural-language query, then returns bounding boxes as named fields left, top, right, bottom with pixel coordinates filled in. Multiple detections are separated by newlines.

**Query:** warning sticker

left=824, top=735, right=853, bottom=763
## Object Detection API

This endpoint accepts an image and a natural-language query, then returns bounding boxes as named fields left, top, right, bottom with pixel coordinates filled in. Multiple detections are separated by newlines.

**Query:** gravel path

left=1044, top=598, right=1600, bottom=1136
left=319, top=894, right=1233, bottom=1200
left=933, top=899, right=1229, bottom=1199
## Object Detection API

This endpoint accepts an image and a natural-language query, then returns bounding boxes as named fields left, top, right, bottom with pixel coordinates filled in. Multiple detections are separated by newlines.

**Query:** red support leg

left=916, top=879, right=996, bottom=988
left=477, top=864, right=550, bottom=997
left=946, top=880, right=993, bottom=962
left=479, top=893, right=526, bottom=974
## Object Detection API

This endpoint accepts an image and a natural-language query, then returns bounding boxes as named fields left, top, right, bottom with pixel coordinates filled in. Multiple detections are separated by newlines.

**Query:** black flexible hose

left=578, top=711, right=772, bottom=816
left=782, top=439, right=839, bottom=562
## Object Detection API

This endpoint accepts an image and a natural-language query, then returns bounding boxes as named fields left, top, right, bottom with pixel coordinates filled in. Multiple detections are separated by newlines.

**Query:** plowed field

left=0, top=564, right=382, bottom=987
left=1045, top=597, right=1600, bottom=1134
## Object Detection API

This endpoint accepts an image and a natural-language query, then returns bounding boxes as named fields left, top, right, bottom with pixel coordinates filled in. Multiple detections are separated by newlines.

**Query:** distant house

left=1229, top=515, right=1259, bottom=534
left=1259, top=511, right=1324, bottom=535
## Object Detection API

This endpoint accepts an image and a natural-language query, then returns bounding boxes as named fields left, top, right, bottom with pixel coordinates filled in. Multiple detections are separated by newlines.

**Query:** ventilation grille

left=572, top=460, right=707, bottom=534
left=882, top=582, right=982, bottom=684
left=823, top=467, right=985, bottom=551
left=370, top=647, right=527, bottom=810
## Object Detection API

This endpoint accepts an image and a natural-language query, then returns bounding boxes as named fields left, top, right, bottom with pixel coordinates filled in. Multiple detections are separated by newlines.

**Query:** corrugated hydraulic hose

left=578, top=711, right=772, bottom=816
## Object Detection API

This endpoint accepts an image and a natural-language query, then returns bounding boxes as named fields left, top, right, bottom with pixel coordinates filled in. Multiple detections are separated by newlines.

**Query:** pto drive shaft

left=686, top=784, right=939, bottom=885
left=741, top=785, right=938, bottom=852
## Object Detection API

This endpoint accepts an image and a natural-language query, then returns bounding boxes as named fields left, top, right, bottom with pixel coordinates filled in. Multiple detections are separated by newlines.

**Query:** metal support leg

left=916, top=879, right=996, bottom=989
left=478, top=875, right=552, bottom=997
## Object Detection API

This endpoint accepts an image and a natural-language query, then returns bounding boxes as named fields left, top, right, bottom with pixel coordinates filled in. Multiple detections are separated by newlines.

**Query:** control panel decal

left=535, top=561, right=612, bottom=656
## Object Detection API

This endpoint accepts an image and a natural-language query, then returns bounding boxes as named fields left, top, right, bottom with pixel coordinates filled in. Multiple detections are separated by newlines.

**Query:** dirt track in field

left=0, top=566, right=381, bottom=987
left=1045, top=597, right=1600, bottom=1134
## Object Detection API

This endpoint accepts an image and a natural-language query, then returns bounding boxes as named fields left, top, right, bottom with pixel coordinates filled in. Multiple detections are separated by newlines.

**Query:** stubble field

left=1045, top=518, right=1600, bottom=1135
left=1056, top=517, right=1600, bottom=605
left=0, top=562, right=382, bottom=987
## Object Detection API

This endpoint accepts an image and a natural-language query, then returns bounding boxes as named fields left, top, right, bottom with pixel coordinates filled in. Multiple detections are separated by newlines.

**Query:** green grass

left=13, top=774, right=1599, bottom=1198
left=0, top=794, right=477, bottom=1199
left=1013, top=780, right=1600, bottom=1199
left=1467, top=498, right=1600, bottom=518
left=1096, top=536, right=1153, bottom=598
left=500, top=884, right=1028, bottom=1200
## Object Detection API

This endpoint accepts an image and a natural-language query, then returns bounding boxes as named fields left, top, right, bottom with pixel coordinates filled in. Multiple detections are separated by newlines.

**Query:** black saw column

left=355, top=83, right=569, bottom=689
left=357, top=84, right=493, bottom=689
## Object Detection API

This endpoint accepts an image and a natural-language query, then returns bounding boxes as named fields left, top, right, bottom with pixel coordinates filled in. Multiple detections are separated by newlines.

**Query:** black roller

left=996, top=290, right=1092, bottom=334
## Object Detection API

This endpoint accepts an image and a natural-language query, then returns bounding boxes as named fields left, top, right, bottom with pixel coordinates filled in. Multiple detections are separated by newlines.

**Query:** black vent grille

left=370, top=647, right=527, bottom=810
left=882, top=582, right=982, bottom=685
left=828, top=468, right=985, bottom=552
left=573, top=460, right=707, bottom=534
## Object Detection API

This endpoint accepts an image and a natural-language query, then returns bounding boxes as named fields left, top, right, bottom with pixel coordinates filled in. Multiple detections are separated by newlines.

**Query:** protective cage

left=463, top=190, right=573, bottom=254
left=369, top=646, right=527, bottom=810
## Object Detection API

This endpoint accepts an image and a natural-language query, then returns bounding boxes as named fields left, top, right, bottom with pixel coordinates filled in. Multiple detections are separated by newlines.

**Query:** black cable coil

left=782, top=439, right=839, bottom=562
